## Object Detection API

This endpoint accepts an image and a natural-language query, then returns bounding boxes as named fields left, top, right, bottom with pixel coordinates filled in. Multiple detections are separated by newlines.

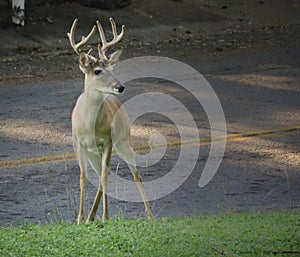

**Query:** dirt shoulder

left=0, top=0, right=299, bottom=86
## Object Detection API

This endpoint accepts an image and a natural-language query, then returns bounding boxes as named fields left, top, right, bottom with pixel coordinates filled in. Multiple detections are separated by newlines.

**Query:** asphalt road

left=0, top=48, right=299, bottom=225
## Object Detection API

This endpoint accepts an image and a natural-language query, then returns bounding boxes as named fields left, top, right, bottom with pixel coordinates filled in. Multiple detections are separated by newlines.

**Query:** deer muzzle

left=114, top=84, right=125, bottom=94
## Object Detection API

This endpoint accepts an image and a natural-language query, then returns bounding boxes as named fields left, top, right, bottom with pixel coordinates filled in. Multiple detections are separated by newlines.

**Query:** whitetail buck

left=67, top=18, right=154, bottom=224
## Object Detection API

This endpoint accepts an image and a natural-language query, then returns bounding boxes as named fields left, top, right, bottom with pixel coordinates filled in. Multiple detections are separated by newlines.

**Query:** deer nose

left=115, top=84, right=125, bottom=94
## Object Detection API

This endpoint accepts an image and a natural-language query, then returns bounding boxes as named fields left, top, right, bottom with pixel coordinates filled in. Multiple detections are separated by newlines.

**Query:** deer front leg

left=101, top=145, right=112, bottom=221
left=86, top=185, right=103, bottom=223
left=78, top=172, right=88, bottom=224
left=76, top=144, right=88, bottom=225
left=85, top=151, right=103, bottom=224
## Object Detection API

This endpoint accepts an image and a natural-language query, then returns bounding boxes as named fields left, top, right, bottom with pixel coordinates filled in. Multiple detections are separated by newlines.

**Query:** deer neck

left=83, top=74, right=92, bottom=91
left=83, top=76, right=106, bottom=103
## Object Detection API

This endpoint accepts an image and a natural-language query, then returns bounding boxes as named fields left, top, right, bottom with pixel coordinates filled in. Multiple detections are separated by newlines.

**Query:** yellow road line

left=0, top=125, right=299, bottom=170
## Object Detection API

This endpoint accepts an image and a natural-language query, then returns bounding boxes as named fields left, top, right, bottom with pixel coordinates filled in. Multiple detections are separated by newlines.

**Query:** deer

left=67, top=18, right=154, bottom=224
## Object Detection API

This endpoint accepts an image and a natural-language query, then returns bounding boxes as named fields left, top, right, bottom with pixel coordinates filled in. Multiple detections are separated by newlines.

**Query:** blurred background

left=0, top=0, right=299, bottom=225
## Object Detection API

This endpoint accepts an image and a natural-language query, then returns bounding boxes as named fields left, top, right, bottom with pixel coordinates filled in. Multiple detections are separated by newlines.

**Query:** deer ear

left=79, top=52, right=92, bottom=74
left=79, top=52, right=90, bottom=67
left=108, top=50, right=122, bottom=65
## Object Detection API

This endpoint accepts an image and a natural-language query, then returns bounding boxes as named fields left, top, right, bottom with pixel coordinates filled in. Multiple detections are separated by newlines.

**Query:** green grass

left=0, top=211, right=299, bottom=257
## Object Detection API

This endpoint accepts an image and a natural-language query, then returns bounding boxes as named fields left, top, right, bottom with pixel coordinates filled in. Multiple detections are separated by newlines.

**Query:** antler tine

left=96, top=18, right=125, bottom=61
left=67, top=19, right=78, bottom=54
left=96, top=20, right=107, bottom=60
left=96, top=20, right=107, bottom=45
left=67, top=18, right=97, bottom=55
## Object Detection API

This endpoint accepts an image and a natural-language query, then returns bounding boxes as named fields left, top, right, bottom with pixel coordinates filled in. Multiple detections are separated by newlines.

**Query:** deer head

left=67, top=18, right=125, bottom=94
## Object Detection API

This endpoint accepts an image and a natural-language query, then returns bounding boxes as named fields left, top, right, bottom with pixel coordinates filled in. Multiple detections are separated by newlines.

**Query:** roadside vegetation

left=0, top=211, right=299, bottom=257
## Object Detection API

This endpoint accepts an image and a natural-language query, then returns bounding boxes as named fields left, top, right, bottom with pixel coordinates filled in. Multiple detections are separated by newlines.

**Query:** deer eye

left=94, top=69, right=102, bottom=75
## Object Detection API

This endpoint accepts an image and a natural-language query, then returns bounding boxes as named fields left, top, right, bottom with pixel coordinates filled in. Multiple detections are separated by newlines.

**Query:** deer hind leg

left=130, top=164, right=154, bottom=220
left=84, top=150, right=104, bottom=224
left=115, top=141, right=154, bottom=220
left=76, top=143, right=88, bottom=224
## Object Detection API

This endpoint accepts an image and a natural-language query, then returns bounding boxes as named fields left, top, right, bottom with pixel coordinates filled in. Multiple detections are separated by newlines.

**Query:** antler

left=96, top=18, right=125, bottom=61
left=67, top=18, right=97, bottom=55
